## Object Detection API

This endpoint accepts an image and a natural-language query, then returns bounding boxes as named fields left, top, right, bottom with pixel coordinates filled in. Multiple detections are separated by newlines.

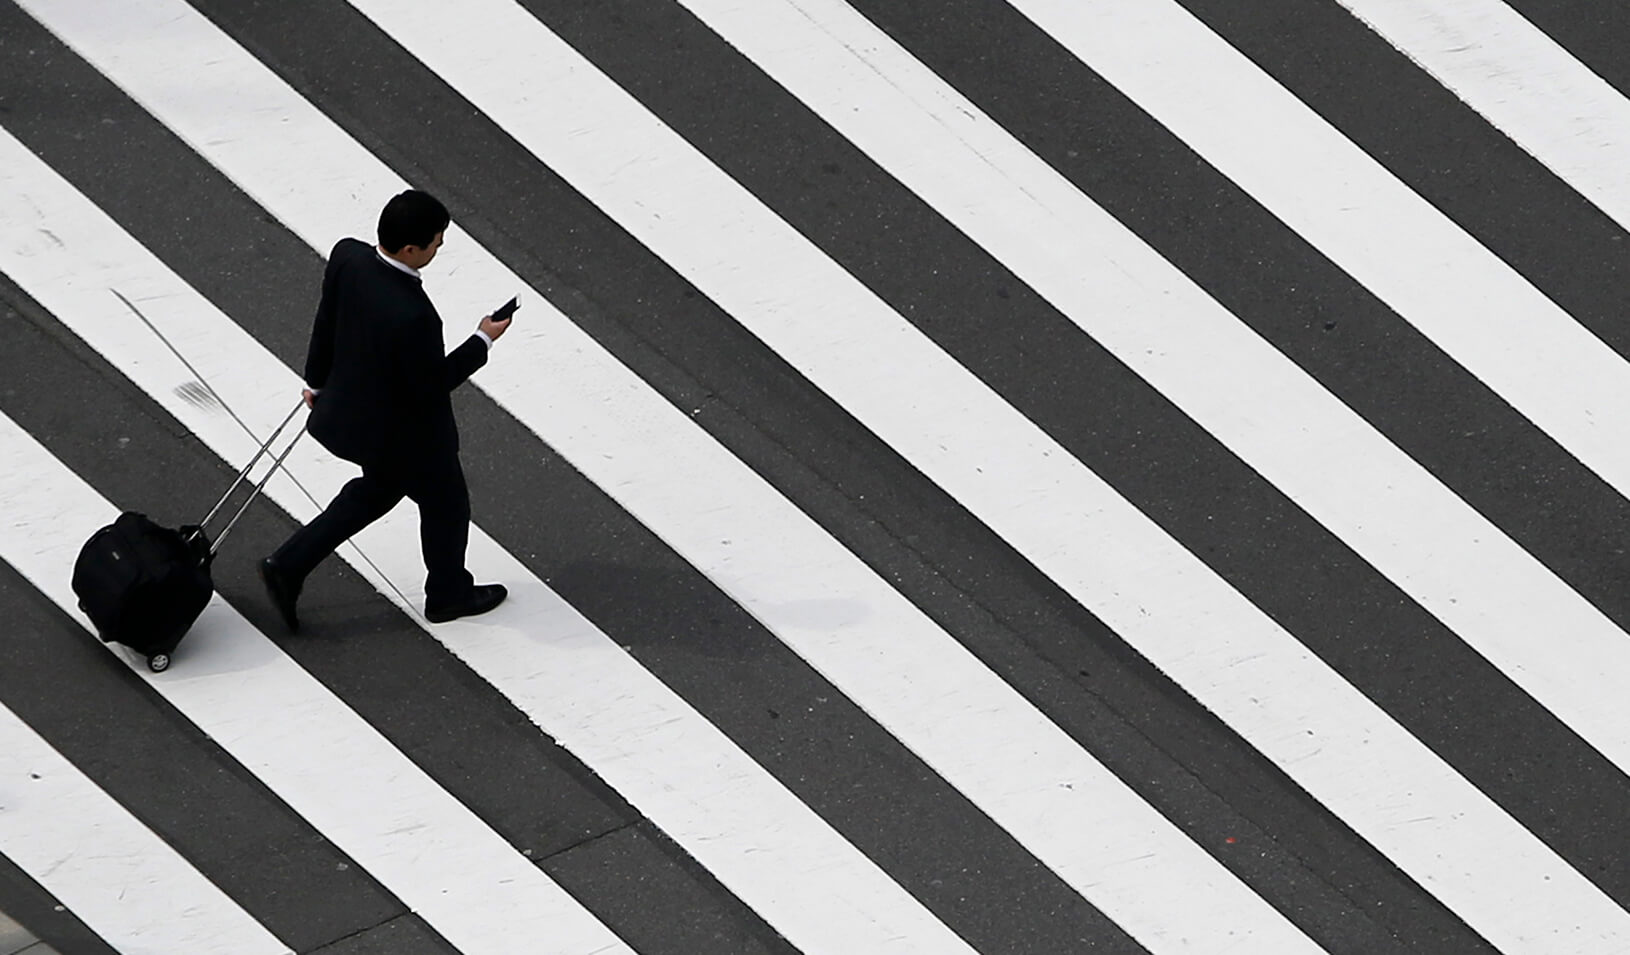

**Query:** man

left=260, top=189, right=514, bottom=630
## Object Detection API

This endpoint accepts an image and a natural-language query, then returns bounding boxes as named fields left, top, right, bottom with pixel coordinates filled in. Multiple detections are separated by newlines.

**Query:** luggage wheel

left=146, top=654, right=171, bottom=673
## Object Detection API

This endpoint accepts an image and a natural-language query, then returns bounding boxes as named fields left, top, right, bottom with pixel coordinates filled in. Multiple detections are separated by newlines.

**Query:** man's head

left=378, top=189, right=450, bottom=269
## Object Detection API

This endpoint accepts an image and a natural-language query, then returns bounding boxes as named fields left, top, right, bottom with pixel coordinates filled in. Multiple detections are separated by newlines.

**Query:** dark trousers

left=273, top=452, right=474, bottom=605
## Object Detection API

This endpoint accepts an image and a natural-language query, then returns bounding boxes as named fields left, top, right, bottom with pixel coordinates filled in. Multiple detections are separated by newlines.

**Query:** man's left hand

left=478, top=313, right=513, bottom=342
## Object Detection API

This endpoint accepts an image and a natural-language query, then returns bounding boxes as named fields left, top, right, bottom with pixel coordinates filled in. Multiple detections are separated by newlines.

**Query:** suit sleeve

left=396, top=310, right=489, bottom=404
left=302, top=243, right=345, bottom=389
left=440, top=334, right=489, bottom=392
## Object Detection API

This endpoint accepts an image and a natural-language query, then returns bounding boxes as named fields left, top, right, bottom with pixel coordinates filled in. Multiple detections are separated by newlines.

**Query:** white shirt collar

left=376, top=247, right=420, bottom=279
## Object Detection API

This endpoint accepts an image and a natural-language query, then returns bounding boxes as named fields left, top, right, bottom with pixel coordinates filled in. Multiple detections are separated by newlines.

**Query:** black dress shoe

left=259, top=557, right=302, bottom=634
left=425, top=583, right=508, bottom=624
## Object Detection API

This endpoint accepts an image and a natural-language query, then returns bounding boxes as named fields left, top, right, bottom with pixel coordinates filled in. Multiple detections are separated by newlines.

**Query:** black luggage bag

left=70, top=401, right=305, bottom=672
left=72, top=514, right=214, bottom=671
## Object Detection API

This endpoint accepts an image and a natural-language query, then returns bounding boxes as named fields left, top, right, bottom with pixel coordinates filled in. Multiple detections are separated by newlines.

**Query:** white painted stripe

left=0, top=128, right=971, bottom=955
left=1000, top=0, right=1630, bottom=511
left=13, top=1, right=1327, bottom=949
left=0, top=157, right=631, bottom=953
left=0, top=701, right=287, bottom=955
left=328, top=1, right=1629, bottom=952
left=994, top=0, right=1630, bottom=681
left=1334, top=0, right=1630, bottom=234
left=0, top=408, right=628, bottom=955
left=943, top=5, right=1630, bottom=941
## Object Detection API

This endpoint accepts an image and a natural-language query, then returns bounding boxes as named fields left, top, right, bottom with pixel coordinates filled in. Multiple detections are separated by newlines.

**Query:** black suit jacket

left=304, top=238, right=488, bottom=469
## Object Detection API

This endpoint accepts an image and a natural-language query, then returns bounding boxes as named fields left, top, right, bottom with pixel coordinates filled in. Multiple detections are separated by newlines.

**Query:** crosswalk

left=2, top=0, right=1629, bottom=952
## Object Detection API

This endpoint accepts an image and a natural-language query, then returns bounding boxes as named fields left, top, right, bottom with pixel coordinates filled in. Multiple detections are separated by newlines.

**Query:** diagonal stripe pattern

left=3, top=0, right=1630, bottom=952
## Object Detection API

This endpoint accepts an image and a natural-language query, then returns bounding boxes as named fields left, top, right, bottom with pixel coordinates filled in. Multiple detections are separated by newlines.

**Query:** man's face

left=400, top=230, right=444, bottom=269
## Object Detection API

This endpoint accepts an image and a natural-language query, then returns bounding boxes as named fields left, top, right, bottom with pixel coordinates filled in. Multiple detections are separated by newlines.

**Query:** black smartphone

left=491, top=296, right=519, bottom=322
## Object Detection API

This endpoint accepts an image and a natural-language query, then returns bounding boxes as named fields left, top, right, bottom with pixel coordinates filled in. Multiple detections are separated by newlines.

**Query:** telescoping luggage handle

left=190, top=398, right=307, bottom=558
left=109, top=289, right=308, bottom=560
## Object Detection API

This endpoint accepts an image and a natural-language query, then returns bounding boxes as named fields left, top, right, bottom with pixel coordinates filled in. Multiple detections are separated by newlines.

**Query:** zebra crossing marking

left=0, top=700, right=287, bottom=955
left=0, top=118, right=980, bottom=954
left=9, top=1, right=1630, bottom=945
left=0, top=406, right=632, bottom=955
left=1003, top=0, right=1630, bottom=498
left=1334, top=0, right=1630, bottom=232
left=1004, top=0, right=1630, bottom=778
left=0, top=0, right=1351, bottom=948
left=344, top=0, right=1630, bottom=950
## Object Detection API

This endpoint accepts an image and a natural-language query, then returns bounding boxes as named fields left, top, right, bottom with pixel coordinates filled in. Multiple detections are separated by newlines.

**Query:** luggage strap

left=190, top=398, right=307, bottom=557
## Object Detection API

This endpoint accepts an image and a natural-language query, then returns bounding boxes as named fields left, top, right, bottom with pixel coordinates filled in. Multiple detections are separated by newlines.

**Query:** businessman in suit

left=261, top=190, right=515, bottom=630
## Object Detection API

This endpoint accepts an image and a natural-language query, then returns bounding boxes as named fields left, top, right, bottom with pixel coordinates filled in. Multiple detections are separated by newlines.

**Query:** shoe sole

left=425, top=596, right=505, bottom=624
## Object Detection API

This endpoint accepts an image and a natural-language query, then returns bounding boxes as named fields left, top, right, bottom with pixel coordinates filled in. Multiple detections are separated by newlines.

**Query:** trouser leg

left=403, top=455, right=474, bottom=605
left=272, top=470, right=403, bottom=580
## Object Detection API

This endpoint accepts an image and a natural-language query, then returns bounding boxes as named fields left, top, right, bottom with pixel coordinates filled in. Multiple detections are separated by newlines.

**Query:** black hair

left=377, top=190, right=450, bottom=253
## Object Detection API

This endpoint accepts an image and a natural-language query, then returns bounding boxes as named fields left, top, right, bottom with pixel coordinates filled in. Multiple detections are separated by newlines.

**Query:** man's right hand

left=302, top=388, right=317, bottom=409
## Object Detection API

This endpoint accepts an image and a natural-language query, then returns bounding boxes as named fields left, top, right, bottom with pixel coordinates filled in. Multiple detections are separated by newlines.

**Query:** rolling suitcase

left=70, top=401, right=305, bottom=672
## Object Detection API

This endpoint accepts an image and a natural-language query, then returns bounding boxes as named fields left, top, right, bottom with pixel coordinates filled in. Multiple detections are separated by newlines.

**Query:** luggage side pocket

left=71, top=518, right=150, bottom=642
